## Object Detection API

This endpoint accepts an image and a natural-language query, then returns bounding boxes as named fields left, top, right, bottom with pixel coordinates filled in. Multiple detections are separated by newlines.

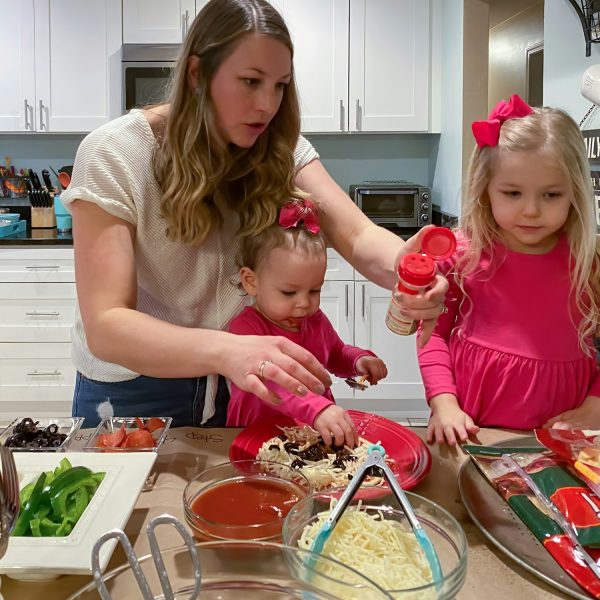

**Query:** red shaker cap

left=421, top=227, right=457, bottom=260
left=399, top=253, right=436, bottom=287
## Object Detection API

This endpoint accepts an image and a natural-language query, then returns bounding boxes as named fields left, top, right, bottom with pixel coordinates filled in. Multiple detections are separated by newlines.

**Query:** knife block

left=31, top=207, right=56, bottom=229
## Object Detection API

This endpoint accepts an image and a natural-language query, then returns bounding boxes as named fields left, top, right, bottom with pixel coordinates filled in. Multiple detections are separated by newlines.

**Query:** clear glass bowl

left=0, top=417, right=84, bottom=452
left=67, top=540, right=393, bottom=599
left=183, top=460, right=312, bottom=542
left=282, top=489, right=468, bottom=600
left=83, top=417, right=172, bottom=452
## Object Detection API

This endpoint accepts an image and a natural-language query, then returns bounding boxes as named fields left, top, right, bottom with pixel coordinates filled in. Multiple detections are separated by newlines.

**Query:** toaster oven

left=349, top=180, right=432, bottom=229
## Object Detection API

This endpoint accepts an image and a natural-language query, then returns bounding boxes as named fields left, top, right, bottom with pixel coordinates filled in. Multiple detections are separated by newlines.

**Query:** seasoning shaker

left=385, top=227, right=456, bottom=335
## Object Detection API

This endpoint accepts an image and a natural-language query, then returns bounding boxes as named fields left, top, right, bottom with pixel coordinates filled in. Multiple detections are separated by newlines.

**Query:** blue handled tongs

left=309, top=444, right=442, bottom=583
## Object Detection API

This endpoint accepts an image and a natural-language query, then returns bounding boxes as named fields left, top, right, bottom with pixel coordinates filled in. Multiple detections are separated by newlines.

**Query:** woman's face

left=210, top=33, right=292, bottom=148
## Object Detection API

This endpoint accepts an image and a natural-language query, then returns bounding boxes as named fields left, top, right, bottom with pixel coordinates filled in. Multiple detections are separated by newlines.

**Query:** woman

left=61, top=0, right=448, bottom=427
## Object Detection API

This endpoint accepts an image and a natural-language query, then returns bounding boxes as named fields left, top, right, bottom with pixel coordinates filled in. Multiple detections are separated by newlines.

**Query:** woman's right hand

left=427, top=394, right=479, bottom=446
left=219, top=333, right=332, bottom=407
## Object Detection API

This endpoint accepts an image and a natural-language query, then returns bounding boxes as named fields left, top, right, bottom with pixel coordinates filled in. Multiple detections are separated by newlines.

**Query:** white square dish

left=0, top=451, right=157, bottom=581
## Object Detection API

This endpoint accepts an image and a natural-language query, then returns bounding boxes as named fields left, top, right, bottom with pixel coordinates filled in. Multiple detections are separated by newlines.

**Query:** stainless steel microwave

left=349, top=181, right=432, bottom=229
left=122, top=44, right=179, bottom=112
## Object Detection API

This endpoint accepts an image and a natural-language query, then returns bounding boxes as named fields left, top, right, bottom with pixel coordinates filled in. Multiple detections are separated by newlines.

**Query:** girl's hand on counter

left=427, top=393, right=480, bottom=446
left=219, top=333, right=332, bottom=406
left=544, top=395, right=600, bottom=430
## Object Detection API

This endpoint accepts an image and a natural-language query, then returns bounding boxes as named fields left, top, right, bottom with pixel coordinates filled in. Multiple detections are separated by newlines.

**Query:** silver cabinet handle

left=25, top=311, right=60, bottom=317
left=26, top=265, right=60, bottom=270
left=361, top=284, right=366, bottom=318
left=344, top=283, right=349, bottom=318
left=339, top=99, right=345, bottom=131
left=26, top=370, right=61, bottom=376
left=24, top=99, right=31, bottom=130
left=182, top=10, right=190, bottom=38
left=39, top=100, right=46, bottom=130
left=356, top=99, right=361, bottom=131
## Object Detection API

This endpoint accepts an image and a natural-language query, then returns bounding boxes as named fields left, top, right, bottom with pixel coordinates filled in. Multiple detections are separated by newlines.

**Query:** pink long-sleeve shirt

left=226, top=307, right=374, bottom=427
left=418, top=234, right=600, bottom=429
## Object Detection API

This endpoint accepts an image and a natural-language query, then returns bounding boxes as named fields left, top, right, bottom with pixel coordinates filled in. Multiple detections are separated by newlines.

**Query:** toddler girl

left=226, top=199, right=387, bottom=447
left=418, top=94, right=600, bottom=445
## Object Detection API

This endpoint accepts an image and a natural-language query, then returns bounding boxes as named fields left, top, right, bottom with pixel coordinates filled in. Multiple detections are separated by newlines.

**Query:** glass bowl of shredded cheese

left=282, top=489, right=467, bottom=599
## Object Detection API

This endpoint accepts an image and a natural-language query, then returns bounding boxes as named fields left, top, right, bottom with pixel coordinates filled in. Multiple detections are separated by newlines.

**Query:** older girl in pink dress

left=418, top=95, right=600, bottom=445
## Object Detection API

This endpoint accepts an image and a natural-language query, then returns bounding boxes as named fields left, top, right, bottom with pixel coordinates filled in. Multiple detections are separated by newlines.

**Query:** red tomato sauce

left=189, top=476, right=304, bottom=540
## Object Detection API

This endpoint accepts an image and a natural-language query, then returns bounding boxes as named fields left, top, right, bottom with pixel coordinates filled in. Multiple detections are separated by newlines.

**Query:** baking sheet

left=458, top=436, right=592, bottom=599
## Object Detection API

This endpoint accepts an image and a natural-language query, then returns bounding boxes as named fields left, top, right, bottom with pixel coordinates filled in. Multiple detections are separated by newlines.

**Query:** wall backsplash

left=1, top=132, right=439, bottom=202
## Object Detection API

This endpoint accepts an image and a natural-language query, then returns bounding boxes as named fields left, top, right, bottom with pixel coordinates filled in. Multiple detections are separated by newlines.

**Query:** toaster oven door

left=357, top=189, right=419, bottom=226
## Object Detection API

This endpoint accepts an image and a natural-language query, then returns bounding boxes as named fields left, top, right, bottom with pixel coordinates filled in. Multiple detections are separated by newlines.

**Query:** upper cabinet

left=123, top=0, right=195, bottom=44
left=273, top=0, right=431, bottom=133
left=0, top=0, right=122, bottom=133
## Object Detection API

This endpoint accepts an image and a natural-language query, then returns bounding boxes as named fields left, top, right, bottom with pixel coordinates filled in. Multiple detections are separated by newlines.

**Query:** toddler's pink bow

left=471, top=94, right=533, bottom=148
left=279, top=199, right=320, bottom=234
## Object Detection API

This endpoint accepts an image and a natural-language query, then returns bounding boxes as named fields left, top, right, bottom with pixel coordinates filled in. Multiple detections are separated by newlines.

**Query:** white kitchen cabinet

left=0, top=247, right=75, bottom=416
left=354, top=281, right=428, bottom=419
left=0, top=0, right=36, bottom=131
left=322, top=251, right=429, bottom=420
left=273, top=0, right=431, bottom=133
left=349, top=0, right=430, bottom=132
left=123, top=0, right=195, bottom=43
left=0, top=0, right=121, bottom=133
left=271, top=0, right=349, bottom=133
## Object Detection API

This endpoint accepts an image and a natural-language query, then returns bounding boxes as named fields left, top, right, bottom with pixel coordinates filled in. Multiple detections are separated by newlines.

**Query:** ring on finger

left=258, top=359, right=273, bottom=378
left=441, top=305, right=448, bottom=314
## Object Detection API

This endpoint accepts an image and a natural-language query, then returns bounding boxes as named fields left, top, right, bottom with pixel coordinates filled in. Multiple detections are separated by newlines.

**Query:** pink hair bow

left=279, top=199, right=320, bottom=234
left=471, top=94, right=534, bottom=148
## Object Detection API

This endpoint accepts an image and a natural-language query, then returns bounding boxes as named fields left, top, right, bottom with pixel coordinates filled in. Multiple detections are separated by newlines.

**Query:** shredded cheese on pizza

left=298, top=503, right=434, bottom=597
left=256, top=425, right=393, bottom=491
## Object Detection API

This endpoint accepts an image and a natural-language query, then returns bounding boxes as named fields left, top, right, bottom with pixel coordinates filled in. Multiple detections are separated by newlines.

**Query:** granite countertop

left=0, top=227, right=73, bottom=246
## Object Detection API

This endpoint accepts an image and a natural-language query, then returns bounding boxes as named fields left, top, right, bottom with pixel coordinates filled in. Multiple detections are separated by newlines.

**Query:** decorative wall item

left=567, top=0, right=600, bottom=57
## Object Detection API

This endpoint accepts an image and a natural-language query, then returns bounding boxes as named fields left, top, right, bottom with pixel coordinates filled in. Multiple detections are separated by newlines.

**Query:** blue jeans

left=72, top=372, right=230, bottom=428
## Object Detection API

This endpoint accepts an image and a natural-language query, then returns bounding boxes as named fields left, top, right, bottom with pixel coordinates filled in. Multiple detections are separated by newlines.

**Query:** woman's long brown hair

left=154, top=0, right=305, bottom=244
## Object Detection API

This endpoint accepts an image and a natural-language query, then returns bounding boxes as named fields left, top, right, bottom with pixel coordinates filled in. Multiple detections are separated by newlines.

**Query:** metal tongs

left=501, top=454, right=600, bottom=581
left=308, top=444, right=443, bottom=582
left=91, top=514, right=202, bottom=600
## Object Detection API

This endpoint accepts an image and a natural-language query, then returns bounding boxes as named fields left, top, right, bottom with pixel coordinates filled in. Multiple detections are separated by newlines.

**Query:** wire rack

left=568, top=1, right=600, bottom=56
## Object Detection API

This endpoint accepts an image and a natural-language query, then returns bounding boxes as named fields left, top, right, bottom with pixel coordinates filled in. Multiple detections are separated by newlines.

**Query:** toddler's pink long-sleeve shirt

left=226, top=307, right=374, bottom=427
left=418, top=235, right=600, bottom=429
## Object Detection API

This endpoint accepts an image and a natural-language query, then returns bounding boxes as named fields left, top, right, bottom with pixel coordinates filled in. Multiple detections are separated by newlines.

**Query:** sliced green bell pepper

left=13, top=471, right=47, bottom=536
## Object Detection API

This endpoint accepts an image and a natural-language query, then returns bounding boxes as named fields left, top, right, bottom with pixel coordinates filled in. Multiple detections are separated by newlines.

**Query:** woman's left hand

left=394, top=227, right=450, bottom=348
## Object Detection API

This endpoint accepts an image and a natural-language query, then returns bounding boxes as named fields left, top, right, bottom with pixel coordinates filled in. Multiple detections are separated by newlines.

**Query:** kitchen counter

left=2, top=427, right=574, bottom=600
left=0, top=227, right=73, bottom=245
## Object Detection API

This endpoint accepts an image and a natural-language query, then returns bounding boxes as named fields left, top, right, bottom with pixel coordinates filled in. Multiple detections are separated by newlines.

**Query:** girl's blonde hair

left=460, top=106, right=600, bottom=350
left=154, top=0, right=304, bottom=244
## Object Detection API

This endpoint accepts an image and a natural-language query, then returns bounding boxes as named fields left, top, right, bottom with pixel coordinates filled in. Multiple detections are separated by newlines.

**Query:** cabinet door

left=354, top=282, right=429, bottom=419
left=0, top=0, right=36, bottom=132
left=34, top=0, right=122, bottom=132
left=349, top=0, right=430, bottom=132
left=271, top=0, right=349, bottom=133
left=319, top=281, right=354, bottom=402
left=123, top=0, right=195, bottom=43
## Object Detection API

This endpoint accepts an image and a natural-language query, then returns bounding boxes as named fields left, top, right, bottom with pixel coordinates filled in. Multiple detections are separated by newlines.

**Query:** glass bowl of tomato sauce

left=83, top=416, right=172, bottom=452
left=183, top=460, right=311, bottom=542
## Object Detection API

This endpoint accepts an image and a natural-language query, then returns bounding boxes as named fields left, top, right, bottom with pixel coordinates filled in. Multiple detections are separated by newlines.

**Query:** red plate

left=229, top=410, right=431, bottom=492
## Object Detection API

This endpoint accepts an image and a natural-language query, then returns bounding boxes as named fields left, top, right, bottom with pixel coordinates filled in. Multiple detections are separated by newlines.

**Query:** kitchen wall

left=1, top=132, right=436, bottom=197
left=489, top=1, right=543, bottom=112
left=544, top=0, right=600, bottom=120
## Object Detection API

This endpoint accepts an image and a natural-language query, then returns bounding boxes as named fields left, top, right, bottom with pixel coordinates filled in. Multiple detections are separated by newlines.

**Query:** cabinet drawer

left=0, top=248, right=74, bottom=282
left=0, top=282, right=76, bottom=300
left=326, top=249, right=354, bottom=280
left=0, top=357, right=75, bottom=387
left=0, top=294, right=75, bottom=342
